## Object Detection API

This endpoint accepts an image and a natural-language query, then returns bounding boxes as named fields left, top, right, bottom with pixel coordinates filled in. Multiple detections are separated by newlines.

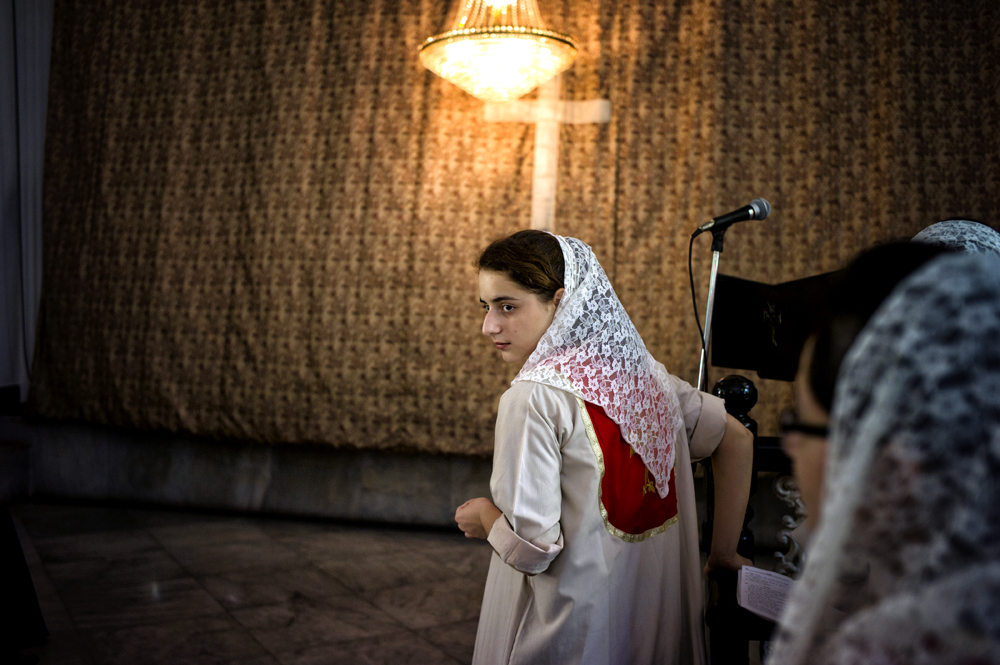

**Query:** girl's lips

left=494, top=342, right=510, bottom=350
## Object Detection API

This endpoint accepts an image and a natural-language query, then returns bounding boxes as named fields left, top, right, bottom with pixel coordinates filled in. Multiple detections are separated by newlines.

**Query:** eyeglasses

left=779, top=409, right=829, bottom=439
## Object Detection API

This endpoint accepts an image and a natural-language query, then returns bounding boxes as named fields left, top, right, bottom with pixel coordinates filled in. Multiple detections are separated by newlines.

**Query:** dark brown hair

left=807, top=241, right=950, bottom=413
left=477, top=230, right=565, bottom=302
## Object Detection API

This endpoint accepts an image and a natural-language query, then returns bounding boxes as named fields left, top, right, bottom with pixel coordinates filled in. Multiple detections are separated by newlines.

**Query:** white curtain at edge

left=0, top=0, right=53, bottom=403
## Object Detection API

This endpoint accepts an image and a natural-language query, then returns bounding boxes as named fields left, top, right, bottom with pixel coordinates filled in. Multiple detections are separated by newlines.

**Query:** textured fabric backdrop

left=29, top=0, right=1000, bottom=454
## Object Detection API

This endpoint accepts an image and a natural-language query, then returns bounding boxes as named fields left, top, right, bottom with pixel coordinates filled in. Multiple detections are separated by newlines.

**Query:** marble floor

left=8, top=502, right=492, bottom=665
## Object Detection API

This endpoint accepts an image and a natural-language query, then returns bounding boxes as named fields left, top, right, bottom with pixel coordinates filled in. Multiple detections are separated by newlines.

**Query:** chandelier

left=419, top=0, right=578, bottom=103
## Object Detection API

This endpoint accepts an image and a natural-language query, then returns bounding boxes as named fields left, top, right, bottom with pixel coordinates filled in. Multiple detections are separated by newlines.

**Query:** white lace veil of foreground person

left=912, top=219, right=1000, bottom=257
left=768, top=252, right=1000, bottom=665
left=512, top=235, right=683, bottom=499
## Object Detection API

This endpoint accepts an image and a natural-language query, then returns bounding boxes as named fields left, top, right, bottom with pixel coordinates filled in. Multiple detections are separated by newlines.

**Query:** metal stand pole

left=696, top=249, right=722, bottom=391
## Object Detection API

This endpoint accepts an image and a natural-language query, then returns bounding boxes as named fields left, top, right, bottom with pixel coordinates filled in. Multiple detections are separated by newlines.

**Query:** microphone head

left=751, top=198, right=771, bottom=220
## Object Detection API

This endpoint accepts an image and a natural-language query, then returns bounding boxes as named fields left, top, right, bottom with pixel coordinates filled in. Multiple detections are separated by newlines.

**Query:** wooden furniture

left=702, top=375, right=778, bottom=664
left=699, top=270, right=840, bottom=664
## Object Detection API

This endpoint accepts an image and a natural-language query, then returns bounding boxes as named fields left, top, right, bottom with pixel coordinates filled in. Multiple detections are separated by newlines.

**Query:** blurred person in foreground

left=779, top=242, right=948, bottom=533
left=770, top=249, right=1000, bottom=664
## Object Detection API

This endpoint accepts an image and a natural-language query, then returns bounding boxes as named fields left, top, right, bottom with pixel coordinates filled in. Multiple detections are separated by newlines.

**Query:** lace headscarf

left=512, top=235, right=683, bottom=499
left=769, top=252, right=1000, bottom=664
left=912, top=219, right=1000, bottom=257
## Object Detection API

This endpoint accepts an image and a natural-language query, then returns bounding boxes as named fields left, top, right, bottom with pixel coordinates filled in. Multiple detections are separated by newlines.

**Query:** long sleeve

left=487, top=381, right=569, bottom=575
left=662, top=368, right=729, bottom=461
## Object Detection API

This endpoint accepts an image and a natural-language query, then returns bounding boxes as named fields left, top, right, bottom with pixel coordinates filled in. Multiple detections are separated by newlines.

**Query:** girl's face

left=479, top=270, right=564, bottom=367
left=783, top=336, right=831, bottom=529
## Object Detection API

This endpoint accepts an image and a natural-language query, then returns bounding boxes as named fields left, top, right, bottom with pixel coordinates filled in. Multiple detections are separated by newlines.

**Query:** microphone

left=693, top=198, right=770, bottom=236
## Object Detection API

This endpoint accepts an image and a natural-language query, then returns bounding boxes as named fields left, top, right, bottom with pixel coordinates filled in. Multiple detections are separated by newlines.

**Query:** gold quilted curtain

left=29, top=0, right=1000, bottom=454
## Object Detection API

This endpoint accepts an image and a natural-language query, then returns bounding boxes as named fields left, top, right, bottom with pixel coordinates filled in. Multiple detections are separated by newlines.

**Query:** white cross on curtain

left=485, top=75, right=611, bottom=232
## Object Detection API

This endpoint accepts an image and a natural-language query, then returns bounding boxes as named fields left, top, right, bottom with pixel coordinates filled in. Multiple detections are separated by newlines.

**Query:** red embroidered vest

left=584, top=401, right=678, bottom=539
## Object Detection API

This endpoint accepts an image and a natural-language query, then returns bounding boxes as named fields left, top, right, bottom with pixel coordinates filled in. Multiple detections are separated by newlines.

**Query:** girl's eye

left=502, top=304, right=514, bottom=313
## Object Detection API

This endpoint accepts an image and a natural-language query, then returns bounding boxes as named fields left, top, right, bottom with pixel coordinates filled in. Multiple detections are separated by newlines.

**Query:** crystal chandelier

left=419, top=0, right=578, bottom=103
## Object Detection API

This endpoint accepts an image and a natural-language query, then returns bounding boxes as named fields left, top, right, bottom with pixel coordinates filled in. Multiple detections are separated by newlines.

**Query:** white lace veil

left=912, top=219, right=1000, bottom=257
left=768, top=252, right=1000, bottom=664
left=512, top=235, right=683, bottom=499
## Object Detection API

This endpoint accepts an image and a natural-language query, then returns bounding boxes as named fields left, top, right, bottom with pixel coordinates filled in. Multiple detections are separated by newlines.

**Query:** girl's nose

left=482, top=311, right=500, bottom=336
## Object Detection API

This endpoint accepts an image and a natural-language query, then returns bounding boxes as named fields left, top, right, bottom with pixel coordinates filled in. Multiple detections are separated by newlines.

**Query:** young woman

left=770, top=251, right=1000, bottom=664
left=455, top=230, right=753, bottom=664
left=781, top=242, right=948, bottom=530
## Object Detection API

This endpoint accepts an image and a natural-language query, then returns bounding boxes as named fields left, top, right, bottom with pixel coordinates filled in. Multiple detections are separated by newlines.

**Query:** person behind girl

left=780, top=242, right=948, bottom=531
left=455, top=230, right=754, bottom=664
left=770, top=250, right=1000, bottom=664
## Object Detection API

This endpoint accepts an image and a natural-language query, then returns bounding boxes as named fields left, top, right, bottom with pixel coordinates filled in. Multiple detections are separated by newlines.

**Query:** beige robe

left=473, top=371, right=728, bottom=665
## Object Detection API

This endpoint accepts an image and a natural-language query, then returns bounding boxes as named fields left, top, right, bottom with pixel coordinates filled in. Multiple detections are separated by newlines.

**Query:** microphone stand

left=696, top=228, right=727, bottom=392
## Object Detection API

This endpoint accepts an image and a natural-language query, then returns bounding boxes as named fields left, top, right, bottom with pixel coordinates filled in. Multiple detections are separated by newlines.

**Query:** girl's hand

left=455, top=497, right=502, bottom=539
left=704, top=551, right=754, bottom=577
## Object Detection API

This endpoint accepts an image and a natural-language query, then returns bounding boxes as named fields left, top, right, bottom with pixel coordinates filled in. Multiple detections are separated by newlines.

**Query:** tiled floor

left=9, top=502, right=492, bottom=665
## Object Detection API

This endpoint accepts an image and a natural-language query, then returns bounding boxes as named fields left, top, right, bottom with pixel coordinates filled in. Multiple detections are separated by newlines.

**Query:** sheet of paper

left=738, top=565, right=794, bottom=622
